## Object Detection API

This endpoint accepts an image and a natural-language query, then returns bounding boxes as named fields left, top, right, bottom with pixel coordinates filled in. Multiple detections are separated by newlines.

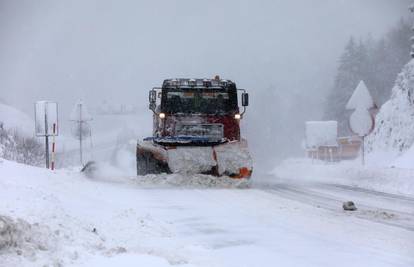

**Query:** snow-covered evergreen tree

left=371, top=19, right=411, bottom=104
left=366, top=8, right=414, bottom=158
left=324, top=19, right=411, bottom=135
left=0, top=128, right=44, bottom=166
left=366, top=60, right=414, bottom=157
left=324, top=37, right=367, bottom=134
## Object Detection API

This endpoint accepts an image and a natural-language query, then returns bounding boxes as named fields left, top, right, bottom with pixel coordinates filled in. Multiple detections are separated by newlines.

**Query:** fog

left=0, top=0, right=410, bottom=169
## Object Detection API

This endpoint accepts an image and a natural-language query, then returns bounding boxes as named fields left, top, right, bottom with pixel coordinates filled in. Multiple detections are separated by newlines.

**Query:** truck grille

left=175, top=124, right=224, bottom=141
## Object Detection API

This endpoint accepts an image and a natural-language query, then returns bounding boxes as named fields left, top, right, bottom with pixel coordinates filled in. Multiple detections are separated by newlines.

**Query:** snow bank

left=0, top=159, right=196, bottom=266
left=367, top=59, right=414, bottom=164
left=0, top=103, right=34, bottom=137
left=272, top=158, right=414, bottom=197
left=75, top=253, right=174, bottom=267
left=0, top=215, right=59, bottom=267
left=393, top=145, right=414, bottom=169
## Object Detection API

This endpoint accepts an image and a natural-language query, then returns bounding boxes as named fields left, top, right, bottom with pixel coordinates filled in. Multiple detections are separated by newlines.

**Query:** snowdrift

left=0, top=159, right=192, bottom=266
left=393, top=144, right=414, bottom=169
left=273, top=158, right=414, bottom=197
left=0, top=215, right=57, bottom=266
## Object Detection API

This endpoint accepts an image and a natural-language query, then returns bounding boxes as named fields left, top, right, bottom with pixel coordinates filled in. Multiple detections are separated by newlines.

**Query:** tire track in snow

left=324, top=184, right=414, bottom=204
left=263, top=184, right=414, bottom=232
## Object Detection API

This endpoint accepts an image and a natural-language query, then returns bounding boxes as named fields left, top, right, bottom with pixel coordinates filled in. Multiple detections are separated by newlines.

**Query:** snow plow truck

left=136, top=76, right=253, bottom=178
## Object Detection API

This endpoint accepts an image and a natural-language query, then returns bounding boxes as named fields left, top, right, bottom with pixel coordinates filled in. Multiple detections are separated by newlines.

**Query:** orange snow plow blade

left=230, top=167, right=253, bottom=179
left=137, top=139, right=253, bottom=179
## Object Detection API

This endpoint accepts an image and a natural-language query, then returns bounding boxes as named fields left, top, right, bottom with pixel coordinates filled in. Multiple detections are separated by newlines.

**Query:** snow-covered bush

left=366, top=59, right=414, bottom=156
left=0, top=126, right=44, bottom=167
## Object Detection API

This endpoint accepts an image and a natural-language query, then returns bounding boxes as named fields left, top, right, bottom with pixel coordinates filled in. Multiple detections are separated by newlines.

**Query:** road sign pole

left=361, top=136, right=365, bottom=166
left=35, top=101, right=58, bottom=170
left=44, top=105, right=50, bottom=169
left=70, top=100, right=92, bottom=167
left=45, top=136, right=49, bottom=168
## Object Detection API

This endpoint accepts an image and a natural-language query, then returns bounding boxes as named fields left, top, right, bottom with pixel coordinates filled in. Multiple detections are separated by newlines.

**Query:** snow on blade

left=134, top=173, right=250, bottom=189
left=214, top=139, right=253, bottom=175
left=167, top=147, right=216, bottom=174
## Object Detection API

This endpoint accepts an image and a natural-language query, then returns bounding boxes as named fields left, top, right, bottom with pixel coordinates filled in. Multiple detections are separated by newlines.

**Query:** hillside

left=366, top=59, right=414, bottom=166
left=0, top=103, right=34, bottom=137
left=0, top=103, right=43, bottom=166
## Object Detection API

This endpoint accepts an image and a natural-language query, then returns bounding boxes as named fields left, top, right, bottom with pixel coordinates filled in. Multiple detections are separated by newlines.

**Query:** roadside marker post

left=51, top=123, right=57, bottom=170
left=35, top=101, right=59, bottom=169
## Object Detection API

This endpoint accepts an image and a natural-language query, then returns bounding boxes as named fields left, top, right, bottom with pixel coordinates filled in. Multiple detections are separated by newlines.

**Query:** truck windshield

left=162, top=89, right=237, bottom=115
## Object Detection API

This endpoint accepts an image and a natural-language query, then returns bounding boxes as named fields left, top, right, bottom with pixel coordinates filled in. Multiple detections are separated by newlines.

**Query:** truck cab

left=149, top=77, right=249, bottom=145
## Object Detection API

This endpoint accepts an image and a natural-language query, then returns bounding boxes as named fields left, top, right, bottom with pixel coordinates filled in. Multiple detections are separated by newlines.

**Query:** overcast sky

left=0, top=0, right=410, bottom=115
left=0, top=0, right=410, bottom=165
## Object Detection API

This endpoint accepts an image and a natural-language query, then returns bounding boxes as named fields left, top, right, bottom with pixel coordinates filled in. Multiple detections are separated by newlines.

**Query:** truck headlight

left=159, top=113, right=166, bottom=119
left=234, top=113, right=241, bottom=120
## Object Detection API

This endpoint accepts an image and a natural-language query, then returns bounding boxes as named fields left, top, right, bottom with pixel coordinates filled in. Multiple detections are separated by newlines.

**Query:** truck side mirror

left=242, top=93, right=249, bottom=107
left=149, top=90, right=156, bottom=110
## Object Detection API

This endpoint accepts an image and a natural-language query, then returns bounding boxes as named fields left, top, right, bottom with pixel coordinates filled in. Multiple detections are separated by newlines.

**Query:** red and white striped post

left=51, top=123, right=57, bottom=170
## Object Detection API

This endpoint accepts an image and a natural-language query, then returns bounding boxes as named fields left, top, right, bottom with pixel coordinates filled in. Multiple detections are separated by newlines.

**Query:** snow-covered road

left=256, top=179, right=414, bottom=232
left=1, top=114, right=413, bottom=266
left=1, top=160, right=413, bottom=267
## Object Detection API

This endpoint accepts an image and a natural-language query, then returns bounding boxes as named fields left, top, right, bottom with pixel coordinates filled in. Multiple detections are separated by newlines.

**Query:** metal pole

left=44, top=105, right=49, bottom=169
left=45, top=136, right=49, bottom=168
left=361, top=136, right=365, bottom=166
